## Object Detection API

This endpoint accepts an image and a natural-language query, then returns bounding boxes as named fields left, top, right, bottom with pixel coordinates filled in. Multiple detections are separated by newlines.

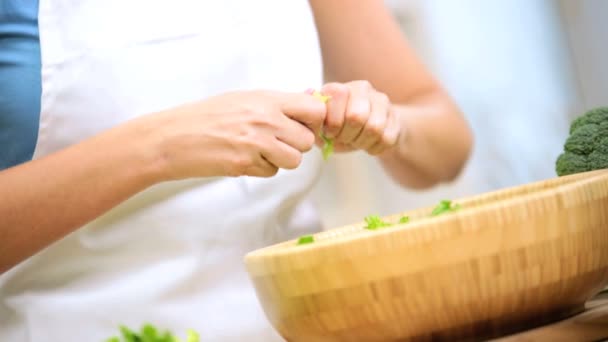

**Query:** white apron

left=0, top=1, right=324, bottom=341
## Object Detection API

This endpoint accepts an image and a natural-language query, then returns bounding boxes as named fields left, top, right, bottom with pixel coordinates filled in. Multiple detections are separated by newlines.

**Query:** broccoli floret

left=570, top=107, right=608, bottom=133
left=556, top=152, right=589, bottom=176
left=564, top=124, right=601, bottom=154
left=588, top=137, right=608, bottom=169
left=556, top=107, right=608, bottom=176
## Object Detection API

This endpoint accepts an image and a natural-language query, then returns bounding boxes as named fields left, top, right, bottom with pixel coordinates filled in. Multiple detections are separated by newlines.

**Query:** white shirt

left=0, top=1, right=324, bottom=341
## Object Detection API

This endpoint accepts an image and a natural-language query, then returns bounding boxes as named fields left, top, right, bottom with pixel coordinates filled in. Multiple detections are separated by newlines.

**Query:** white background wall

left=558, top=0, right=608, bottom=112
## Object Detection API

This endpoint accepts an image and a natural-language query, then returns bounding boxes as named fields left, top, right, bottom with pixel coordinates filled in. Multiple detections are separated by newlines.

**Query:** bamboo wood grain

left=245, top=170, right=608, bottom=341
left=492, top=292, right=608, bottom=341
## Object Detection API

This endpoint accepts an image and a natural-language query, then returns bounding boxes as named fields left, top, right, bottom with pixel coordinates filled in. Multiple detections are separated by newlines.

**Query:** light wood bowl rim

left=245, top=169, right=608, bottom=263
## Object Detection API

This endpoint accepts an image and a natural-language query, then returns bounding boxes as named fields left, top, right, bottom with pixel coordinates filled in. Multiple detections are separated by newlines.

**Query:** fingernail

left=304, top=88, right=315, bottom=95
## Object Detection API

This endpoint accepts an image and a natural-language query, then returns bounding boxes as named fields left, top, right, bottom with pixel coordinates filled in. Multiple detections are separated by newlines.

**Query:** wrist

left=381, top=104, right=409, bottom=161
left=105, top=116, right=170, bottom=187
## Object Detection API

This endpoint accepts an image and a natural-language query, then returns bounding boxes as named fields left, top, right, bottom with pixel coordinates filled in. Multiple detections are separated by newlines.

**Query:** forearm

left=379, top=91, right=473, bottom=189
left=0, top=122, right=161, bottom=274
left=311, top=0, right=473, bottom=189
left=0, top=90, right=327, bottom=274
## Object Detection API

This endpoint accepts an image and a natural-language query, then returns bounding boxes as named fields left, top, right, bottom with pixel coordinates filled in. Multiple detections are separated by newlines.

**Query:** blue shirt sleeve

left=0, top=0, right=41, bottom=170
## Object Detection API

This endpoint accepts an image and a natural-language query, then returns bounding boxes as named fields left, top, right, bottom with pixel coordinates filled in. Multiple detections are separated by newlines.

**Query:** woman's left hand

left=316, top=80, right=402, bottom=155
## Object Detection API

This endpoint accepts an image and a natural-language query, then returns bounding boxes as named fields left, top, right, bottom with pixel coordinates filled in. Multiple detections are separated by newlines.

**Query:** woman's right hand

left=129, top=90, right=327, bottom=181
left=0, top=90, right=325, bottom=273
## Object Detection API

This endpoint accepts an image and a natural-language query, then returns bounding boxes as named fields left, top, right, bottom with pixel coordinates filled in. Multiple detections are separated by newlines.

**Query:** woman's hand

left=310, top=0, right=473, bottom=189
left=317, top=81, right=401, bottom=155
left=135, top=90, right=327, bottom=181
left=0, top=90, right=326, bottom=274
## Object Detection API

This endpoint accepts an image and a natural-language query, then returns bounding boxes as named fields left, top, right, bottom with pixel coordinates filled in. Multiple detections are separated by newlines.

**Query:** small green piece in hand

left=398, top=216, right=410, bottom=224
left=297, top=235, right=315, bottom=245
left=311, top=91, right=334, bottom=160
left=320, top=133, right=334, bottom=160
left=312, top=92, right=330, bottom=104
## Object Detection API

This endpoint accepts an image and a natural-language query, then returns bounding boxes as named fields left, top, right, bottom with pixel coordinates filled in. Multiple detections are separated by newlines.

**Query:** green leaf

left=430, top=200, right=461, bottom=216
left=186, top=330, right=200, bottom=342
left=110, top=324, right=193, bottom=342
left=364, top=215, right=392, bottom=230
left=297, top=235, right=315, bottom=245
left=320, top=133, right=334, bottom=160
left=398, top=216, right=410, bottom=224
left=141, top=324, right=160, bottom=342
left=120, top=325, right=140, bottom=342
left=311, top=91, right=334, bottom=160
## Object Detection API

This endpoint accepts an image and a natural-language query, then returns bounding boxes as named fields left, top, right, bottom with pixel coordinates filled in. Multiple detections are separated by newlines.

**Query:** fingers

left=352, top=92, right=390, bottom=150
left=230, top=137, right=303, bottom=178
left=243, top=137, right=304, bottom=177
left=246, top=155, right=279, bottom=177
left=318, top=81, right=400, bottom=156
left=278, top=92, right=327, bottom=133
left=275, top=118, right=316, bottom=153
left=368, top=106, right=401, bottom=155
left=260, top=137, right=303, bottom=171
left=321, top=83, right=349, bottom=138
left=250, top=84, right=398, bottom=171
left=238, top=91, right=318, bottom=177
left=336, top=81, right=372, bottom=144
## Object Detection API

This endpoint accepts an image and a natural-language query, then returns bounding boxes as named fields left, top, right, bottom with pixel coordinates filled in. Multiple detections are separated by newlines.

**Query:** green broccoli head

left=588, top=137, right=608, bottom=169
left=556, top=107, right=608, bottom=176
left=556, top=151, right=589, bottom=176
left=570, top=107, right=608, bottom=133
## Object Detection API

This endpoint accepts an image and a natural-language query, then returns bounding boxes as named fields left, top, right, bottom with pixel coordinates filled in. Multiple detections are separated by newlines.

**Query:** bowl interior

left=246, top=169, right=608, bottom=260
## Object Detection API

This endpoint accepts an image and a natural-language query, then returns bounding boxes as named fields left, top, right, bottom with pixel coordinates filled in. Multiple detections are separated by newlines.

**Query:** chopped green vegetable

left=297, top=235, right=315, bottom=245
left=320, top=132, right=334, bottom=160
left=106, top=324, right=200, bottom=342
left=312, top=91, right=334, bottom=160
left=186, top=330, right=199, bottom=342
left=556, top=107, right=608, bottom=176
left=363, top=215, right=410, bottom=230
left=364, top=215, right=392, bottom=230
left=360, top=202, right=460, bottom=233
left=430, top=200, right=461, bottom=216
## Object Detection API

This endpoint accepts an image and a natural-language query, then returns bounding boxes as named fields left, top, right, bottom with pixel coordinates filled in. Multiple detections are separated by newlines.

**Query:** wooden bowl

left=244, top=170, right=608, bottom=341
